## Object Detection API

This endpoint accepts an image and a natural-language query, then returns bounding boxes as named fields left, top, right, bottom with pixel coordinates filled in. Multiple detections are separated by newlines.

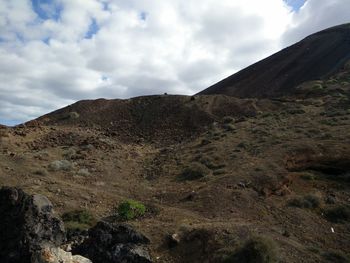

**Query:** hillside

left=0, top=65, right=350, bottom=262
left=32, top=95, right=261, bottom=144
left=198, top=23, right=350, bottom=98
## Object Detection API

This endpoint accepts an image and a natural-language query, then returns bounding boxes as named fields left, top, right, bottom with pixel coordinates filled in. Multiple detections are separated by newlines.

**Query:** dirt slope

left=198, top=23, right=350, bottom=98
left=33, top=95, right=260, bottom=144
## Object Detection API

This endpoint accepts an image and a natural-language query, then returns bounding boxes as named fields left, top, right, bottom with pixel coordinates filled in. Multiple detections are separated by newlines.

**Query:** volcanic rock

left=0, top=187, right=65, bottom=263
left=74, top=221, right=152, bottom=263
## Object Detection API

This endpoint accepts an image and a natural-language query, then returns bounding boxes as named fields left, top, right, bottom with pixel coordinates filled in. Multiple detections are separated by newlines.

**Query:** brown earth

left=0, top=66, right=350, bottom=262
left=198, top=23, right=350, bottom=98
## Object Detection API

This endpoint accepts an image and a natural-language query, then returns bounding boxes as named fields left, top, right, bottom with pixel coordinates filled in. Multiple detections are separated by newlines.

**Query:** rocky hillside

left=199, top=23, right=350, bottom=98
left=32, top=95, right=261, bottom=144
left=0, top=65, right=349, bottom=262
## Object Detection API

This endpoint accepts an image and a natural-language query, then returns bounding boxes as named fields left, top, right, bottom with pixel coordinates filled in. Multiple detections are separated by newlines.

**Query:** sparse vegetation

left=320, top=118, right=338, bottom=126
left=48, top=160, right=74, bottom=171
left=0, top=129, right=9, bottom=138
left=300, top=172, right=316, bottom=181
left=33, top=168, right=48, bottom=176
left=66, top=111, right=80, bottom=119
left=63, top=147, right=76, bottom=159
left=223, top=116, right=235, bottom=124
left=324, top=205, right=350, bottom=223
left=200, top=138, right=211, bottom=146
left=287, top=195, right=320, bottom=209
left=179, top=162, right=210, bottom=180
left=199, top=155, right=225, bottom=170
left=62, top=209, right=96, bottom=231
left=322, top=250, right=350, bottom=263
left=223, top=236, right=278, bottom=263
left=77, top=168, right=90, bottom=176
left=117, top=199, right=146, bottom=221
left=312, top=84, right=324, bottom=91
left=223, top=123, right=236, bottom=131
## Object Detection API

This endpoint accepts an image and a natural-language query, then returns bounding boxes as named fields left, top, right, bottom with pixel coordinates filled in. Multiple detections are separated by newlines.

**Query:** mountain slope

left=0, top=67, right=350, bottom=262
left=198, top=23, right=350, bottom=98
left=32, top=95, right=260, bottom=144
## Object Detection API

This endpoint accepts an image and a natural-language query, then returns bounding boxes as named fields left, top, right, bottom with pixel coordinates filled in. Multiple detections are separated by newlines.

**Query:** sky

left=0, top=0, right=349, bottom=126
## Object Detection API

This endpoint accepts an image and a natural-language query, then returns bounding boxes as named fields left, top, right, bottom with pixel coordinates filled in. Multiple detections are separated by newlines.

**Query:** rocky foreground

left=0, top=187, right=152, bottom=263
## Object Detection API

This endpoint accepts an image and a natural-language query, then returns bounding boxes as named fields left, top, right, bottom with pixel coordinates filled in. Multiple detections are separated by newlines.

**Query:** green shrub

left=33, top=168, right=48, bottom=176
left=117, top=199, right=146, bottom=220
left=304, top=195, right=321, bottom=208
left=324, top=205, right=350, bottom=223
left=287, top=195, right=320, bottom=209
left=62, top=209, right=96, bottom=231
left=48, top=160, right=74, bottom=171
left=312, top=83, right=324, bottom=89
left=67, top=111, right=80, bottom=119
left=224, top=236, right=278, bottom=263
left=223, top=116, right=235, bottom=124
left=237, top=142, right=248, bottom=149
left=200, top=139, right=211, bottom=146
left=223, top=123, right=236, bottom=131
left=300, top=173, right=316, bottom=181
left=179, top=162, right=210, bottom=180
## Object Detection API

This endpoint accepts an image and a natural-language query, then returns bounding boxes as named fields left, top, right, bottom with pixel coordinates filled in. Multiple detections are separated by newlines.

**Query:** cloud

left=0, top=0, right=347, bottom=125
left=282, top=0, right=350, bottom=45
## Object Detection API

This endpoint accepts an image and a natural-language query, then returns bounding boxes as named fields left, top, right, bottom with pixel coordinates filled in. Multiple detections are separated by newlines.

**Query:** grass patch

left=300, top=173, right=316, bottom=181
left=324, top=205, right=350, bottom=223
left=287, top=195, right=320, bottom=209
left=179, top=162, right=210, bottom=181
left=223, top=123, right=236, bottom=131
left=222, top=116, right=235, bottom=124
left=117, top=199, right=146, bottom=221
left=62, top=209, right=96, bottom=232
left=33, top=168, right=48, bottom=176
left=223, top=236, right=278, bottom=263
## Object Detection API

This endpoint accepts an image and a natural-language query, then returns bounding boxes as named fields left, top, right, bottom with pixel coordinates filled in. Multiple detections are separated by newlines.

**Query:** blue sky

left=0, top=0, right=349, bottom=126
left=284, top=0, right=307, bottom=11
left=31, top=0, right=62, bottom=21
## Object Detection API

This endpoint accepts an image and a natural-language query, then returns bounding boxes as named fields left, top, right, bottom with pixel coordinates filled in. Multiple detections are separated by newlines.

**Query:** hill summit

left=198, top=23, right=350, bottom=98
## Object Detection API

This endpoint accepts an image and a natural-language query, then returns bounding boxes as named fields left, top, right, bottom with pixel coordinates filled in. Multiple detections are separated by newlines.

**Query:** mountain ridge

left=198, top=23, right=350, bottom=98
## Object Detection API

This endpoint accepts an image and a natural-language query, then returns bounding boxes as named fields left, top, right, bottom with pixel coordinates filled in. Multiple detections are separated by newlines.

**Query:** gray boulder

left=0, top=187, right=65, bottom=263
left=74, top=221, right=152, bottom=263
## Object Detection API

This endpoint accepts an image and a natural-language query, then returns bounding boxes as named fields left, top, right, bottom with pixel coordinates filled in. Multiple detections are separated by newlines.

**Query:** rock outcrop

left=32, top=247, right=91, bottom=263
left=0, top=187, right=65, bottom=262
left=0, top=187, right=91, bottom=263
left=74, top=221, right=152, bottom=263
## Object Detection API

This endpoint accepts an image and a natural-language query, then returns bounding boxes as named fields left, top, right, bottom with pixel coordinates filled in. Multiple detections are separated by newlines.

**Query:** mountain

left=198, top=23, right=350, bottom=98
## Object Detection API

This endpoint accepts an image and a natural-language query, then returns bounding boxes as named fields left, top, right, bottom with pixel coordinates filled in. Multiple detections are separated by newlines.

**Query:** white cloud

left=0, top=0, right=347, bottom=125
left=282, top=0, right=350, bottom=45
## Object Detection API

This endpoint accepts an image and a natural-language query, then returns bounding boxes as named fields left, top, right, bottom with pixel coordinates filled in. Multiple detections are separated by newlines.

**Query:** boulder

left=0, top=187, right=91, bottom=263
left=74, top=221, right=152, bottom=263
left=32, top=246, right=91, bottom=263
left=0, top=187, right=65, bottom=263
